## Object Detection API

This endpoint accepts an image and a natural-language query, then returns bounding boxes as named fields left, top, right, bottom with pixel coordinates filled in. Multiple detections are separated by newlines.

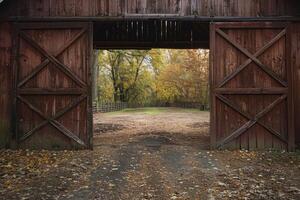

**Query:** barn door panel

left=210, top=22, right=294, bottom=151
left=13, top=23, right=93, bottom=149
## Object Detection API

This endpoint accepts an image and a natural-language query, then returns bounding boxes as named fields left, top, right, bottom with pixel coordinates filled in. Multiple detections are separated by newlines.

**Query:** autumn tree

left=98, top=50, right=153, bottom=103
left=97, top=49, right=209, bottom=106
left=156, top=49, right=209, bottom=104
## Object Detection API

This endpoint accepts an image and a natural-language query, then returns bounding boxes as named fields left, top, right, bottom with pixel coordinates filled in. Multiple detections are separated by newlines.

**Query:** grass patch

left=106, top=107, right=205, bottom=116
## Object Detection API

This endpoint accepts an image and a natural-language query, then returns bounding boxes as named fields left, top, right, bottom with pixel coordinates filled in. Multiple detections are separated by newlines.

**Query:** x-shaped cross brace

left=18, top=28, right=87, bottom=88
left=17, top=95, right=87, bottom=146
left=16, top=27, right=89, bottom=146
left=216, top=28, right=287, bottom=88
left=216, top=94, right=288, bottom=148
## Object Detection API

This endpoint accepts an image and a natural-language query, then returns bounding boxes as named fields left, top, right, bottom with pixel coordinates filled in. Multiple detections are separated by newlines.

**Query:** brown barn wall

left=292, top=23, right=300, bottom=147
left=2, top=0, right=300, bottom=18
left=0, top=0, right=299, bottom=150
left=0, top=22, right=12, bottom=148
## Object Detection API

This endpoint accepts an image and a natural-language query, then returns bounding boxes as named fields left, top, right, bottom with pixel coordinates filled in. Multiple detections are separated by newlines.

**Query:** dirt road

left=0, top=108, right=299, bottom=200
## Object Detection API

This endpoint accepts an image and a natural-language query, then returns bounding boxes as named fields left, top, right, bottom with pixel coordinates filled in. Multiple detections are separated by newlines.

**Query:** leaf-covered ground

left=0, top=108, right=299, bottom=200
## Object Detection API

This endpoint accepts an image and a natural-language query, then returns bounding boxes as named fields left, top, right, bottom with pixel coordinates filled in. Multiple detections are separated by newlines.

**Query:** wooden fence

left=93, top=102, right=128, bottom=113
left=93, top=101, right=209, bottom=113
left=169, top=102, right=209, bottom=110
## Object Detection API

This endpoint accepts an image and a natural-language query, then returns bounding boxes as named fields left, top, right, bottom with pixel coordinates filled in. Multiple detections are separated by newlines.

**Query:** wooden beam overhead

left=7, top=16, right=300, bottom=23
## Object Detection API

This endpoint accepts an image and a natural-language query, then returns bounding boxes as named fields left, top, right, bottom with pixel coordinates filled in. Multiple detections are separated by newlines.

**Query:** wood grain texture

left=291, top=23, right=300, bottom=148
left=211, top=22, right=293, bottom=151
left=14, top=22, right=92, bottom=150
left=0, top=22, right=12, bottom=148
left=1, top=0, right=299, bottom=18
left=0, top=2, right=299, bottom=151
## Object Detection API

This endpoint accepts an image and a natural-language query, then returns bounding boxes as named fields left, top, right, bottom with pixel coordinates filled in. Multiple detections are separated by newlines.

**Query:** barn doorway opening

left=92, top=20, right=211, bottom=150
left=92, top=49, right=210, bottom=150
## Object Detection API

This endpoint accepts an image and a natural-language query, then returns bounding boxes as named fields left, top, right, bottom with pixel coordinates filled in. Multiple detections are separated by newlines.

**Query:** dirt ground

left=0, top=107, right=300, bottom=200
left=93, top=108, right=210, bottom=149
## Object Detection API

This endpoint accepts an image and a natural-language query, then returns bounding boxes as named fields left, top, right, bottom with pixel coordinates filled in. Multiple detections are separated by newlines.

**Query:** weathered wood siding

left=0, top=0, right=299, bottom=151
left=292, top=23, right=300, bottom=147
left=2, top=0, right=300, bottom=18
left=210, top=22, right=293, bottom=151
left=13, top=22, right=93, bottom=150
left=0, top=22, right=12, bottom=148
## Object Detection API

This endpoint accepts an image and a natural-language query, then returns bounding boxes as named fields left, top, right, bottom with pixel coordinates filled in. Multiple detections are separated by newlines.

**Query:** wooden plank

left=12, top=23, right=20, bottom=146
left=6, top=0, right=299, bottom=17
left=14, top=22, right=92, bottom=150
left=217, top=120, right=256, bottom=149
left=209, top=22, right=216, bottom=149
left=0, top=22, right=13, bottom=148
left=28, top=0, right=51, bottom=17
left=216, top=28, right=288, bottom=87
left=214, top=21, right=288, bottom=29
left=216, top=94, right=287, bottom=148
left=93, top=41, right=209, bottom=49
left=286, top=23, right=295, bottom=151
left=218, top=29, right=287, bottom=87
left=19, top=31, right=87, bottom=88
left=17, top=22, right=88, bottom=30
left=292, top=23, right=300, bottom=148
left=49, top=120, right=86, bottom=146
left=18, top=27, right=87, bottom=87
left=8, top=16, right=300, bottom=23
left=87, top=22, right=93, bottom=149
left=75, top=0, right=91, bottom=16
left=18, top=88, right=85, bottom=95
left=215, top=88, right=288, bottom=95
left=18, top=94, right=87, bottom=142
left=212, top=22, right=291, bottom=150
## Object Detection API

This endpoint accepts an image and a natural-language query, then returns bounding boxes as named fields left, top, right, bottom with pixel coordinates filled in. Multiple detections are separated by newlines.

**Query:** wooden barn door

left=210, top=22, right=294, bottom=151
left=13, top=22, right=93, bottom=149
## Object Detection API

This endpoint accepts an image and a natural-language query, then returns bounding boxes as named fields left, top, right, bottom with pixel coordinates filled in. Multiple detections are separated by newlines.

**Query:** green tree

left=98, top=50, right=151, bottom=103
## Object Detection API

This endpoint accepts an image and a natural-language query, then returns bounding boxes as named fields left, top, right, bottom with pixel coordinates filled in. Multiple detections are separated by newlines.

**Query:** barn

left=0, top=0, right=299, bottom=151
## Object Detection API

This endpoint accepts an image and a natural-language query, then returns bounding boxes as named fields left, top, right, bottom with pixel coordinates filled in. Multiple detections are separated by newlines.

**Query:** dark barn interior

left=0, top=0, right=300, bottom=151
left=93, top=20, right=210, bottom=49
